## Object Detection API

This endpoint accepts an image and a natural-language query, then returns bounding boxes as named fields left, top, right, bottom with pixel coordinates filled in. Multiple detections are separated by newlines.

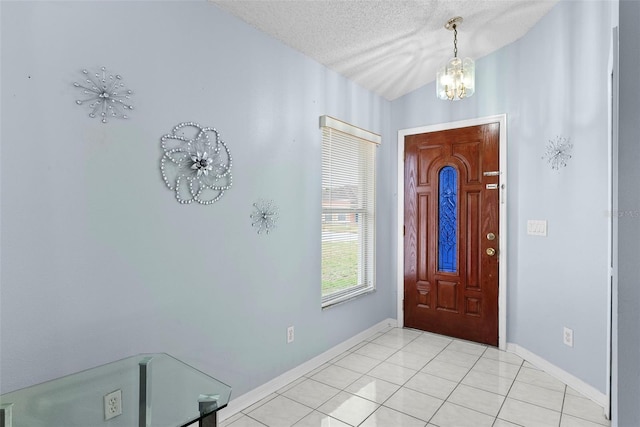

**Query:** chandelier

left=436, top=17, right=475, bottom=101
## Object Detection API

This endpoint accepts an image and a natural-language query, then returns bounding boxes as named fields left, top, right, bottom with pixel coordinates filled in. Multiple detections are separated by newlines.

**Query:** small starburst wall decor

left=250, top=200, right=279, bottom=234
left=73, top=67, right=134, bottom=123
left=160, top=122, right=233, bottom=205
left=542, top=135, right=573, bottom=170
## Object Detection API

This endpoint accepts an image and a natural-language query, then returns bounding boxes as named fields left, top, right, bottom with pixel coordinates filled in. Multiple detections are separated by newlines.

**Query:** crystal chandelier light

left=436, top=17, right=475, bottom=101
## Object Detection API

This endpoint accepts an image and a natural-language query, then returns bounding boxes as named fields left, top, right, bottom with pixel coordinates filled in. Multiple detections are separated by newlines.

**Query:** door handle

left=487, top=232, right=496, bottom=241
left=486, top=248, right=496, bottom=256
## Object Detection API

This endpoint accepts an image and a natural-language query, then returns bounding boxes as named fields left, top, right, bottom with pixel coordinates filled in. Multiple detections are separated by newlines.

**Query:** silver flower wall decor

left=250, top=200, right=279, bottom=234
left=160, top=122, right=233, bottom=205
left=542, top=135, right=573, bottom=170
left=73, top=67, right=134, bottom=123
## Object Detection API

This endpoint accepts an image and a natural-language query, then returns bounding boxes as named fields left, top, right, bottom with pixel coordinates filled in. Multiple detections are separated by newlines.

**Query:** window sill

left=321, top=286, right=375, bottom=310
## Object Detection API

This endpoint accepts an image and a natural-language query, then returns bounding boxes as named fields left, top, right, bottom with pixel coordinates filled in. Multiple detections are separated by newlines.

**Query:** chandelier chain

left=453, top=24, right=458, bottom=58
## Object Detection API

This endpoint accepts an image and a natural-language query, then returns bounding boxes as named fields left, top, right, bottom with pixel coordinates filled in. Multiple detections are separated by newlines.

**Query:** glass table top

left=0, top=353, right=231, bottom=427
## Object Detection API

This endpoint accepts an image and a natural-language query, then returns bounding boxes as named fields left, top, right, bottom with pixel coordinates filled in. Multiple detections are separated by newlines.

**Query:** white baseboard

left=506, top=343, right=607, bottom=408
left=217, top=318, right=398, bottom=421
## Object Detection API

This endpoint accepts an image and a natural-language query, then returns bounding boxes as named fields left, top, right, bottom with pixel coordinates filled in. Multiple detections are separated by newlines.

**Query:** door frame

left=605, top=26, right=618, bottom=421
left=396, top=114, right=508, bottom=350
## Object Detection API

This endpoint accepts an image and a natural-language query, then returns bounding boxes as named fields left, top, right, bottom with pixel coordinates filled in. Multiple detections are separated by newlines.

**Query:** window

left=320, top=115, right=380, bottom=308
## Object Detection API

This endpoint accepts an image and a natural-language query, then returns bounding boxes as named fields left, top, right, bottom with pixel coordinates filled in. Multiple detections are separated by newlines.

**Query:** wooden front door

left=404, top=123, right=500, bottom=346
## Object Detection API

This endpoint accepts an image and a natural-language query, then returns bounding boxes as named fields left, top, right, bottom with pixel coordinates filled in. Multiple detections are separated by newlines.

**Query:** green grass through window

left=322, top=240, right=359, bottom=296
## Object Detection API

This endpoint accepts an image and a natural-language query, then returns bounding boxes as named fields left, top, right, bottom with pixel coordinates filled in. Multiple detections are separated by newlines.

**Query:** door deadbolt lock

left=486, top=232, right=496, bottom=241
left=486, top=247, right=496, bottom=256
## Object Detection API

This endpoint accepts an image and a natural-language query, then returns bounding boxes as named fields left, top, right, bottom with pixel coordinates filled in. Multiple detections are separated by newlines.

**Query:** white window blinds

left=320, top=116, right=380, bottom=307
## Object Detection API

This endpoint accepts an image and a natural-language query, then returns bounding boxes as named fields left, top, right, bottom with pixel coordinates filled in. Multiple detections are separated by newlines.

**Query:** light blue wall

left=615, top=1, right=640, bottom=425
left=391, top=0, right=613, bottom=393
left=0, top=1, right=395, bottom=396
left=0, top=0, right=621, bottom=408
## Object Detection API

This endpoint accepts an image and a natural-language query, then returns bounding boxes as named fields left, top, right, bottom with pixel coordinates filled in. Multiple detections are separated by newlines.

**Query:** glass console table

left=0, top=353, right=231, bottom=427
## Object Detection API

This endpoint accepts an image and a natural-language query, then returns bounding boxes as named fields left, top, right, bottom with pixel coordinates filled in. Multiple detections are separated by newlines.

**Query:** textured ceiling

left=210, top=0, right=558, bottom=100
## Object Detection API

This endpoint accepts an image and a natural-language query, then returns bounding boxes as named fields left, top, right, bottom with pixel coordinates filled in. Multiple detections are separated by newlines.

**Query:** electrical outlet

left=104, top=389, right=122, bottom=420
left=287, top=326, right=294, bottom=344
left=563, top=327, right=574, bottom=347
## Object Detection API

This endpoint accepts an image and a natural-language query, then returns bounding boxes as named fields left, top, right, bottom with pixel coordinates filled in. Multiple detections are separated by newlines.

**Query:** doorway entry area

left=396, top=115, right=507, bottom=349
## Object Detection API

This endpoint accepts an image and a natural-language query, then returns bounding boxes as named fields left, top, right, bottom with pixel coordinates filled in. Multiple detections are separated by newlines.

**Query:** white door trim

left=396, top=114, right=508, bottom=350
left=604, top=26, right=618, bottom=421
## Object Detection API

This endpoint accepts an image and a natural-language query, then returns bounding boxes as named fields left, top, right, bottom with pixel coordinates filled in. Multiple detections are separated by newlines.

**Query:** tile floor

left=220, top=327, right=610, bottom=427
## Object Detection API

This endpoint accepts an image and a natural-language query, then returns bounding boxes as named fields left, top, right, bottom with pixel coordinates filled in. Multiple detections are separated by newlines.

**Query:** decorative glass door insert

left=438, top=166, right=458, bottom=273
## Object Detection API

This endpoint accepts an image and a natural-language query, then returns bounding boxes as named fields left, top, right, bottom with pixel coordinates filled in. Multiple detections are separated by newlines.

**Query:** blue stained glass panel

left=438, top=166, right=457, bottom=272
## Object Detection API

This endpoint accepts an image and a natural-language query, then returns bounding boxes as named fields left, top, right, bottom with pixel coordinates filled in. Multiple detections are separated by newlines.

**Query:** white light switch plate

left=527, top=220, right=547, bottom=236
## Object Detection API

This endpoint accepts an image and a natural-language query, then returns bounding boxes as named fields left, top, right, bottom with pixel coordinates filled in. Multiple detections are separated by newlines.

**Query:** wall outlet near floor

left=563, top=327, right=574, bottom=347
left=287, top=326, right=295, bottom=344
left=104, top=389, right=122, bottom=420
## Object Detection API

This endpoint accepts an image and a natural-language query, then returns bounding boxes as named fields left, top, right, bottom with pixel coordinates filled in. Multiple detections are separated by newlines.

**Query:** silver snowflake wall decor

left=250, top=200, right=279, bottom=234
left=542, top=135, right=573, bottom=170
left=73, top=67, right=134, bottom=123
left=160, top=122, right=233, bottom=205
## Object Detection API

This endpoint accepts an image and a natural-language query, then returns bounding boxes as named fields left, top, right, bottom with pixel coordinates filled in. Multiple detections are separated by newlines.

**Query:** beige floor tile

left=317, top=391, right=379, bottom=426
left=472, top=357, right=521, bottom=379
left=516, top=367, right=566, bottom=393
left=333, top=352, right=381, bottom=374
left=492, top=418, right=524, bottom=427
left=383, top=387, right=444, bottom=422
left=367, top=361, right=418, bottom=385
left=432, top=349, right=481, bottom=369
left=292, top=411, right=350, bottom=427
left=387, top=328, right=424, bottom=339
left=277, top=377, right=307, bottom=394
left=482, top=347, right=524, bottom=366
left=447, top=383, right=505, bottom=417
left=430, top=402, right=495, bottom=427
left=508, top=380, right=564, bottom=411
left=560, top=413, right=610, bottom=427
left=310, top=365, right=362, bottom=389
left=565, top=386, right=582, bottom=397
left=242, top=393, right=279, bottom=414
left=402, top=339, right=446, bottom=357
left=385, top=349, right=434, bottom=370
left=461, top=370, right=515, bottom=396
left=305, top=363, right=332, bottom=378
left=562, top=395, right=609, bottom=426
left=248, top=395, right=313, bottom=427
left=344, top=375, right=401, bottom=404
left=415, top=332, right=453, bottom=347
left=446, top=339, right=488, bottom=356
left=359, top=406, right=427, bottom=427
left=498, top=397, right=561, bottom=427
left=404, top=371, right=458, bottom=400
left=371, top=332, right=417, bottom=349
left=281, top=378, right=341, bottom=409
left=421, top=359, right=471, bottom=383
left=354, top=342, right=398, bottom=360
left=220, top=413, right=246, bottom=427
left=224, top=414, right=268, bottom=427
